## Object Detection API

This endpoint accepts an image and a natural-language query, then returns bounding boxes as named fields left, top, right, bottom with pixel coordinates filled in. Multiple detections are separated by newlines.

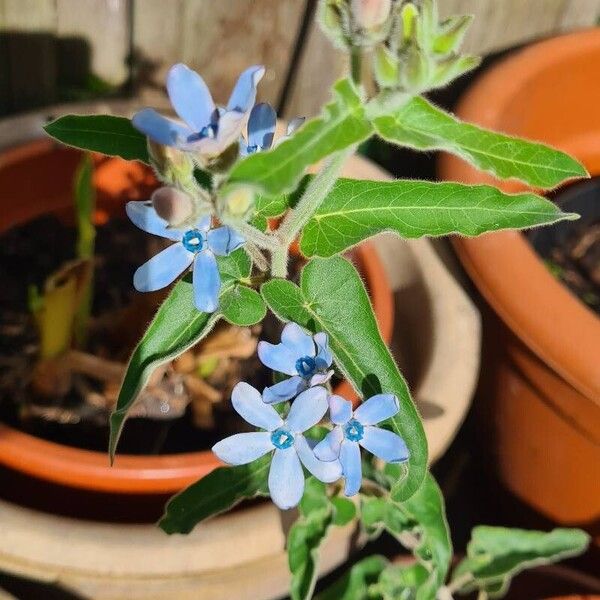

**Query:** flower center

left=271, top=428, right=294, bottom=450
left=295, top=356, right=317, bottom=378
left=246, top=144, right=259, bottom=154
left=343, top=419, right=364, bottom=442
left=182, top=229, right=204, bottom=253
left=199, top=123, right=218, bottom=139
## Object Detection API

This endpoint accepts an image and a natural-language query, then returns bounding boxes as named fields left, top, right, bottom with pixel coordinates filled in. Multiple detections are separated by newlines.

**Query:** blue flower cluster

left=126, top=63, right=302, bottom=313
left=213, top=323, right=409, bottom=509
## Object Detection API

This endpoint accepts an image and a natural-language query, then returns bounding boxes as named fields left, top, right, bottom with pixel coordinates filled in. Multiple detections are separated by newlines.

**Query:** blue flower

left=212, top=382, right=342, bottom=509
left=314, top=394, right=409, bottom=496
left=133, top=63, right=265, bottom=159
left=126, top=200, right=244, bottom=312
left=241, top=103, right=305, bottom=156
left=258, top=323, right=334, bottom=404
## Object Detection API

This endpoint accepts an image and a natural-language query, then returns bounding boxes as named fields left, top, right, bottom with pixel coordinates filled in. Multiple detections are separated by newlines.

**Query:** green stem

left=226, top=220, right=281, bottom=252
left=272, top=146, right=353, bottom=278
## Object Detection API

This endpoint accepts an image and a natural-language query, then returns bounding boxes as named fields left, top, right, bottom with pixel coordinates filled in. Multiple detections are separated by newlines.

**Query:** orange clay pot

left=438, top=30, right=600, bottom=535
left=0, top=139, right=394, bottom=494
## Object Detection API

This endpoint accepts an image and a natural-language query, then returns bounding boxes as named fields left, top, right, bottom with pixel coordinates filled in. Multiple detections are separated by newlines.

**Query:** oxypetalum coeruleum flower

left=132, top=63, right=265, bottom=159
left=212, top=382, right=342, bottom=509
left=240, top=102, right=305, bottom=156
left=126, top=200, right=244, bottom=313
left=315, top=393, right=409, bottom=496
left=258, top=323, right=334, bottom=404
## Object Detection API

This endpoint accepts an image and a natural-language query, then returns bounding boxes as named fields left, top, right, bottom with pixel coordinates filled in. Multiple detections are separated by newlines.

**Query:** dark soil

left=528, top=176, right=600, bottom=315
left=0, top=214, right=269, bottom=454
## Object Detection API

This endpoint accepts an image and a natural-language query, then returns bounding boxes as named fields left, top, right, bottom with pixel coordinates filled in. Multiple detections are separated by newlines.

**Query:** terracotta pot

left=438, top=30, right=600, bottom=534
left=0, top=138, right=394, bottom=495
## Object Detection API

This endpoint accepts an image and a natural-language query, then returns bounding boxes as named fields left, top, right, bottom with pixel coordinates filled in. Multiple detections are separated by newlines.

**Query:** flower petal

left=212, top=431, right=273, bottom=465
left=309, top=370, right=334, bottom=387
left=189, top=110, right=246, bottom=156
left=227, top=65, right=266, bottom=113
left=133, top=243, right=192, bottom=292
left=231, top=382, right=283, bottom=431
left=207, top=226, right=245, bottom=256
left=329, top=394, right=353, bottom=425
left=268, top=447, right=304, bottom=510
left=166, top=63, right=215, bottom=132
left=314, top=332, right=333, bottom=368
left=247, top=102, right=276, bottom=150
left=257, top=341, right=298, bottom=376
left=340, top=440, right=362, bottom=497
left=354, top=394, right=399, bottom=425
left=286, top=386, right=328, bottom=433
left=281, top=322, right=315, bottom=358
left=359, top=426, right=409, bottom=463
left=263, top=376, right=306, bottom=405
left=132, top=108, right=191, bottom=147
left=314, top=427, right=343, bottom=462
left=193, top=250, right=221, bottom=313
left=295, top=435, right=342, bottom=483
left=126, top=201, right=182, bottom=240
left=196, top=215, right=212, bottom=232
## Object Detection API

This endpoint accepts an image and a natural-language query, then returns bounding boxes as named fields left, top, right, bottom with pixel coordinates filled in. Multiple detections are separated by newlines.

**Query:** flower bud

left=151, top=187, right=194, bottom=226
left=218, top=184, right=256, bottom=221
left=373, top=44, right=399, bottom=88
left=351, top=0, right=391, bottom=30
left=148, top=140, right=194, bottom=185
left=433, top=15, right=473, bottom=55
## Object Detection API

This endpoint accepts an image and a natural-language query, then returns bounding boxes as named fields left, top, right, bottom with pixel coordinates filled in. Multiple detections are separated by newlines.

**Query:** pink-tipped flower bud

left=151, top=187, right=194, bottom=226
left=351, top=0, right=392, bottom=29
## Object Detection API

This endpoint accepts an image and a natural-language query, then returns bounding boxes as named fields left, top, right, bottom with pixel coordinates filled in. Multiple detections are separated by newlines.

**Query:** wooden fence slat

left=0, top=0, right=57, bottom=30
left=56, top=0, right=130, bottom=86
left=557, top=0, right=600, bottom=30
left=134, top=0, right=307, bottom=108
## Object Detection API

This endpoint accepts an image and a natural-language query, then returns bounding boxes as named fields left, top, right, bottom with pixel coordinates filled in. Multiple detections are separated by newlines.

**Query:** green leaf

left=109, top=250, right=250, bottom=460
left=44, top=115, right=149, bottom=163
left=220, top=285, right=266, bottom=326
left=289, top=479, right=334, bottom=600
left=261, top=256, right=427, bottom=501
left=360, top=474, right=452, bottom=600
left=401, top=474, right=452, bottom=600
left=230, top=79, right=372, bottom=196
left=331, top=496, right=357, bottom=526
left=375, top=563, right=429, bottom=600
left=373, top=97, right=587, bottom=189
left=452, top=526, right=590, bottom=597
left=300, top=178, right=575, bottom=257
left=315, top=555, right=389, bottom=600
left=360, top=495, right=412, bottom=540
left=158, top=455, right=271, bottom=534
left=74, top=153, right=96, bottom=260
left=252, top=175, right=311, bottom=225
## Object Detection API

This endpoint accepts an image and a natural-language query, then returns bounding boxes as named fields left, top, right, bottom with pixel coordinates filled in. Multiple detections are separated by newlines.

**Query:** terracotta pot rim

left=0, top=140, right=395, bottom=494
left=440, top=29, right=600, bottom=403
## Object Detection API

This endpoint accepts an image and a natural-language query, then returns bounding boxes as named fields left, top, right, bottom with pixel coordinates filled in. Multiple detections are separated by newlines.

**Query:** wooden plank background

left=1, top=0, right=600, bottom=117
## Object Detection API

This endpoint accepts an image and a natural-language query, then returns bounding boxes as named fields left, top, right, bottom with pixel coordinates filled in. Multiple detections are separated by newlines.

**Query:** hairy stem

left=277, top=147, right=353, bottom=245
left=271, top=247, right=289, bottom=279
left=226, top=220, right=281, bottom=252
left=445, top=572, right=475, bottom=595
left=245, top=242, right=269, bottom=272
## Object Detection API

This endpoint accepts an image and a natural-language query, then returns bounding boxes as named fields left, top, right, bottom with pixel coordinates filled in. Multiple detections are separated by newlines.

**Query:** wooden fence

left=1, top=0, right=599, bottom=117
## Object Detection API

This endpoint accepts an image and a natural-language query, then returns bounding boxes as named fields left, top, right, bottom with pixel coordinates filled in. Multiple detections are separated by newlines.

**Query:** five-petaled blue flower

left=314, top=393, right=409, bottom=496
left=126, top=201, right=244, bottom=313
left=258, top=323, right=334, bottom=404
left=212, top=382, right=342, bottom=510
left=241, top=103, right=305, bottom=156
left=133, top=63, right=265, bottom=158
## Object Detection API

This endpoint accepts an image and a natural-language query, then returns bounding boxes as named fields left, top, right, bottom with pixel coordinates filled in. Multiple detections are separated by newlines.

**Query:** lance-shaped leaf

left=44, top=115, right=149, bottom=163
left=373, top=97, right=587, bottom=189
left=315, top=555, right=389, bottom=600
left=159, top=455, right=271, bottom=534
left=109, top=250, right=251, bottom=460
left=452, top=526, right=590, bottom=598
left=261, top=256, right=428, bottom=500
left=300, top=178, right=576, bottom=257
left=229, top=79, right=372, bottom=196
